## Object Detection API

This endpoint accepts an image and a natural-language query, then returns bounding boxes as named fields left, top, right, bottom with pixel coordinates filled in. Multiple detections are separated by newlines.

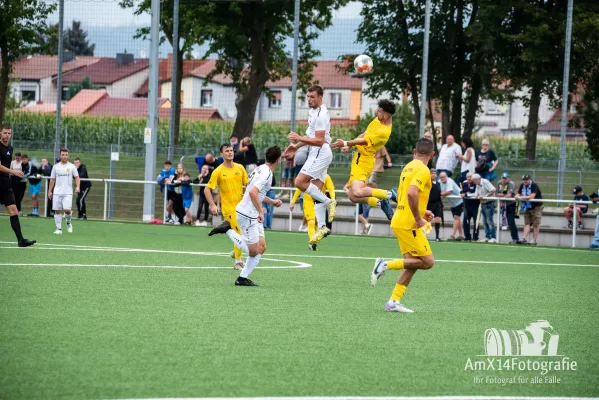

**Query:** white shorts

left=53, top=194, right=73, bottom=211
left=300, top=144, right=332, bottom=182
left=236, top=211, right=265, bottom=245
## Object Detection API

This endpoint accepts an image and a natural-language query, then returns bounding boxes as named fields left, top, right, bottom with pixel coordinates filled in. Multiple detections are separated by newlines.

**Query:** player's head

left=307, top=84, right=324, bottom=109
left=1, top=124, right=11, bottom=144
left=264, top=146, right=282, bottom=165
left=163, top=160, right=172, bottom=170
left=439, top=171, right=448, bottom=183
left=413, top=138, right=434, bottom=162
left=220, top=143, right=234, bottom=160
left=376, top=99, right=396, bottom=122
left=74, top=157, right=81, bottom=168
left=60, top=148, right=69, bottom=163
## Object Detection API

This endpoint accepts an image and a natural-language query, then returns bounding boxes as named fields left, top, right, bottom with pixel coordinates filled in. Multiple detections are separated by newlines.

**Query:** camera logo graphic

left=484, top=320, right=560, bottom=356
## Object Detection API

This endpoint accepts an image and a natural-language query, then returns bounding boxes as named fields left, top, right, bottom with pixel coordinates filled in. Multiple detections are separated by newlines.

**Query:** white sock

left=240, top=254, right=262, bottom=278
left=226, top=230, right=249, bottom=254
left=54, top=214, right=62, bottom=230
left=305, top=183, right=330, bottom=204
left=386, top=191, right=393, bottom=199
left=314, top=202, right=327, bottom=228
left=65, top=213, right=72, bottom=225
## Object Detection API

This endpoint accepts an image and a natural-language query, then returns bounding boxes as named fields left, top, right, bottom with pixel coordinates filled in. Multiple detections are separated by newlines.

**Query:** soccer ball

left=354, top=54, right=373, bottom=75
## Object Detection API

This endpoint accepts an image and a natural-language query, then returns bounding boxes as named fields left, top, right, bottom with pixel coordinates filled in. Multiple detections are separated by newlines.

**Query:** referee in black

left=0, top=125, right=35, bottom=247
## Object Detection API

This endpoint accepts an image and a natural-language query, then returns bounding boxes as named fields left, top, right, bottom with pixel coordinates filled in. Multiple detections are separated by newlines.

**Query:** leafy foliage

left=66, top=77, right=98, bottom=101
left=580, top=71, right=599, bottom=162
left=64, top=21, right=95, bottom=56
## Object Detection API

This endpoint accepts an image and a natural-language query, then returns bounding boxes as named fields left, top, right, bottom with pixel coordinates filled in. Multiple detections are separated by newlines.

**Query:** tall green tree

left=0, top=0, right=56, bottom=125
left=64, top=21, right=95, bottom=56
left=35, top=23, right=59, bottom=55
left=580, top=71, right=599, bottom=162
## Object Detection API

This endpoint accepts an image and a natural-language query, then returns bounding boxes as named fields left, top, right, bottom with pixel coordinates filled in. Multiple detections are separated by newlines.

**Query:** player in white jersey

left=283, top=84, right=336, bottom=246
left=209, top=146, right=283, bottom=286
left=49, top=148, right=80, bottom=234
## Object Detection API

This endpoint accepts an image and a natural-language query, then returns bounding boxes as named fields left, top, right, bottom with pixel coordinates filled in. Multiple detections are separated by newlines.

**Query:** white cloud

left=333, top=2, right=362, bottom=19
left=49, top=0, right=150, bottom=27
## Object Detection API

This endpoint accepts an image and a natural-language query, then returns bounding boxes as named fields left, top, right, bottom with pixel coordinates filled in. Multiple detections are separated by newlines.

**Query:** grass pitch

left=0, top=217, right=598, bottom=399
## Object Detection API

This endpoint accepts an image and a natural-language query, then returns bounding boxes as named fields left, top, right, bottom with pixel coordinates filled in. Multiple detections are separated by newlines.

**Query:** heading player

left=0, top=125, right=35, bottom=247
left=370, top=138, right=436, bottom=313
left=49, top=148, right=80, bottom=234
left=204, top=143, right=249, bottom=270
left=283, top=84, right=336, bottom=245
left=209, top=146, right=283, bottom=286
left=331, top=100, right=396, bottom=220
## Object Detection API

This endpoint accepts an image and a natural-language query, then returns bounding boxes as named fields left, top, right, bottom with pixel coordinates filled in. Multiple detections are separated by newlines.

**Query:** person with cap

left=564, top=186, right=589, bottom=230
left=515, top=174, right=543, bottom=245
left=472, top=173, right=497, bottom=243
left=426, top=168, right=443, bottom=241
left=589, top=190, right=599, bottom=249
left=496, top=172, right=519, bottom=243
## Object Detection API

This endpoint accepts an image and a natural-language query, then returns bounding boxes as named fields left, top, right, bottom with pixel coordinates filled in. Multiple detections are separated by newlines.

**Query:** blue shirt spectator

left=157, top=161, right=175, bottom=193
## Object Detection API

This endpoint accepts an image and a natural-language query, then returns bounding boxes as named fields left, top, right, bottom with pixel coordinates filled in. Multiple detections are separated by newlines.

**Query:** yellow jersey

left=390, top=159, right=431, bottom=230
left=354, top=118, right=392, bottom=160
left=206, top=163, right=248, bottom=211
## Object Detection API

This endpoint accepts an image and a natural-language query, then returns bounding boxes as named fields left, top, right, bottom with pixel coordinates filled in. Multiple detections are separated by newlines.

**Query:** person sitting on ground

left=564, top=186, right=589, bottom=229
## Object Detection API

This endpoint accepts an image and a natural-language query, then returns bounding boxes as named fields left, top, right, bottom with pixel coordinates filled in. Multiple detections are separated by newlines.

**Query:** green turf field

left=1, top=218, right=598, bottom=399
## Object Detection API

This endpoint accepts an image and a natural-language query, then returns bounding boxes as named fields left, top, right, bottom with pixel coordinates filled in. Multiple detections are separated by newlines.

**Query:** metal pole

left=54, top=0, right=65, bottom=162
left=103, top=180, right=108, bottom=221
left=418, top=0, right=432, bottom=138
left=289, top=0, right=300, bottom=133
left=109, top=144, right=117, bottom=219
left=168, top=0, right=179, bottom=161
left=143, top=0, right=161, bottom=222
left=163, top=186, right=168, bottom=223
left=64, top=124, right=68, bottom=149
left=495, top=199, right=500, bottom=243
left=556, top=0, right=573, bottom=201
left=572, top=200, right=577, bottom=248
left=354, top=203, right=359, bottom=235
left=44, top=177, right=48, bottom=218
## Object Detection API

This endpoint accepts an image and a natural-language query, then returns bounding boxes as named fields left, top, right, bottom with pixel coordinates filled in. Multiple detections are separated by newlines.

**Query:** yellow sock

left=387, top=259, right=404, bottom=270
left=371, top=188, right=389, bottom=199
left=234, top=245, right=243, bottom=260
left=367, top=197, right=379, bottom=208
left=390, top=283, right=407, bottom=301
left=307, top=219, right=316, bottom=240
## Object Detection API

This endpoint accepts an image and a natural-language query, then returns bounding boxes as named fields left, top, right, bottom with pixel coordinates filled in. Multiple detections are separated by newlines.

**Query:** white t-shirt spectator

left=461, top=147, right=476, bottom=173
left=440, top=177, right=463, bottom=208
left=236, top=164, right=273, bottom=219
left=436, top=143, right=462, bottom=172
left=51, top=162, right=79, bottom=195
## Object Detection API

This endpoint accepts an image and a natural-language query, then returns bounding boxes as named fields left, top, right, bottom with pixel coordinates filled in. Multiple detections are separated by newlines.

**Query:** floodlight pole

left=54, top=0, right=64, bottom=161
left=557, top=0, right=573, bottom=201
left=290, top=0, right=300, bottom=132
left=143, top=0, right=161, bottom=222
left=419, top=0, right=431, bottom=138
left=168, top=0, right=180, bottom=161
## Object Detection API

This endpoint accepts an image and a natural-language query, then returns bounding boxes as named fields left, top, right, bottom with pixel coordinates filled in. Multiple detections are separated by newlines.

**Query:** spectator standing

left=9, top=152, right=23, bottom=215
left=426, top=169, right=443, bottom=242
left=457, top=137, right=476, bottom=186
left=461, top=172, right=479, bottom=241
left=170, top=164, right=187, bottom=225
left=40, top=157, right=53, bottom=216
left=204, top=153, right=221, bottom=172
left=180, top=172, right=194, bottom=224
left=279, top=150, right=295, bottom=200
left=73, top=158, right=91, bottom=220
left=369, top=145, right=392, bottom=184
left=439, top=171, right=464, bottom=240
left=16, top=154, right=31, bottom=215
left=472, top=173, right=497, bottom=243
left=475, top=139, right=499, bottom=181
left=194, top=165, right=211, bottom=226
left=496, top=172, right=519, bottom=244
left=238, top=137, right=258, bottom=174
left=157, top=160, right=176, bottom=223
left=263, top=175, right=276, bottom=229
left=589, top=191, right=598, bottom=249
left=515, top=174, right=543, bottom=245
left=564, top=186, right=589, bottom=229
left=27, top=159, right=42, bottom=217
left=435, top=135, right=462, bottom=178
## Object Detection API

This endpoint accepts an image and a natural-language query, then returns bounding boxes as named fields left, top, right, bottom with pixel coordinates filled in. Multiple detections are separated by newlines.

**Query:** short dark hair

left=22, top=154, right=28, bottom=159
left=164, top=160, right=172, bottom=165
left=183, top=172, right=191, bottom=178
left=307, top=84, right=323, bottom=96
left=2, top=124, right=10, bottom=130
left=220, top=143, right=232, bottom=153
left=415, top=138, right=434, bottom=155
left=74, top=157, right=81, bottom=162
left=60, top=148, right=69, bottom=153
left=378, top=99, right=396, bottom=115
left=461, top=137, right=474, bottom=149
left=15, top=152, right=21, bottom=157
left=264, top=146, right=282, bottom=164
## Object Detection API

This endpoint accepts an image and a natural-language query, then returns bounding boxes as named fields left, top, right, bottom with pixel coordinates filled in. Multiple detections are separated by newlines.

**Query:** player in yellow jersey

left=290, top=174, right=335, bottom=250
left=370, top=138, right=436, bottom=313
left=204, top=143, right=248, bottom=270
left=331, top=100, right=397, bottom=220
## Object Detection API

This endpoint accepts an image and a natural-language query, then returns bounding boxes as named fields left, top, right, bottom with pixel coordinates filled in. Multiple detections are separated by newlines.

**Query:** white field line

left=1, top=242, right=597, bottom=268
left=0, top=262, right=311, bottom=270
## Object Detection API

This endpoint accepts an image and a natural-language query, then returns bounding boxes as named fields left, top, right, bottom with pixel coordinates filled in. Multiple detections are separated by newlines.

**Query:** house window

left=570, top=103, right=577, bottom=113
left=329, top=92, right=342, bottom=109
left=21, top=90, right=36, bottom=102
left=61, top=86, right=70, bottom=101
left=201, top=90, right=213, bottom=107
left=180, top=91, right=184, bottom=104
left=269, top=91, right=282, bottom=108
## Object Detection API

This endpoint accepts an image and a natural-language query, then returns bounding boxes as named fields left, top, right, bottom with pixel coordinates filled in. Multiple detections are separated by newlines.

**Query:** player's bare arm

left=331, top=132, right=366, bottom=149
left=204, top=186, right=219, bottom=215
left=264, top=197, right=282, bottom=207
left=48, top=178, right=55, bottom=199
left=249, top=186, right=264, bottom=222
left=288, top=129, right=326, bottom=147
left=75, top=176, right=81, bottom=193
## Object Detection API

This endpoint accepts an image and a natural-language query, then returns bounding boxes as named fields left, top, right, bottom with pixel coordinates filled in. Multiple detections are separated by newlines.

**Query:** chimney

left=63, top=51, right=74, bottom=63
left=116, top=53, right=134, bottom=65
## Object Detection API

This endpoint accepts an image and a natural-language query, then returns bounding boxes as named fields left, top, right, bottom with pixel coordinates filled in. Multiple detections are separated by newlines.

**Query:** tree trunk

left=409, top=77, right=421, bottom=133
left=0, top=49, right=10, bottom=126
left=463, top=70, right=482, bottom=140
left=233, top=84, right=265, bottom=139
left=525, top=82, right=542, bottom=160
left=428, top=96, right=438, bottom=155
left=441, top=99, right=451, bottom=140
left=173, top=48, right=183, bottom=146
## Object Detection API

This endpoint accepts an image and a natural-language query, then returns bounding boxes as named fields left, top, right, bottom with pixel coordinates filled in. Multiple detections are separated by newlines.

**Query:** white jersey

left=51, top=162, right=78, bottom=195
left=236, top=164, right=273, bottom=219
left=306, top=105, right=331, bottom=145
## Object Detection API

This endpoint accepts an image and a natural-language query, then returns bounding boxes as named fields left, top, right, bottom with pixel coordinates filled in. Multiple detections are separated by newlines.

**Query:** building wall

left=9, top=80, right=40, bottom=105
left=349, top=90, right=361, bottom=120
left=40, top=77, right=57, bottom=105
left=110, top=69, right=149, bottom=98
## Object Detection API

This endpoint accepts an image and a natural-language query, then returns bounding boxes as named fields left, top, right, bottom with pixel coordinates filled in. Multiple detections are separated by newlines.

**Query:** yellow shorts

left=303, top=194, right=316, bottom=221
left=392, top=227, right=432, bottom=257
left=349, top=155, right=374, bottom=183
left=222, top=209, right=241, bottom=234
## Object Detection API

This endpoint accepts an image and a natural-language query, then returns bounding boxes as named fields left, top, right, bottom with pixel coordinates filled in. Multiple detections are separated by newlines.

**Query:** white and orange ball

left=354, top=54, right=373, bottom=75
